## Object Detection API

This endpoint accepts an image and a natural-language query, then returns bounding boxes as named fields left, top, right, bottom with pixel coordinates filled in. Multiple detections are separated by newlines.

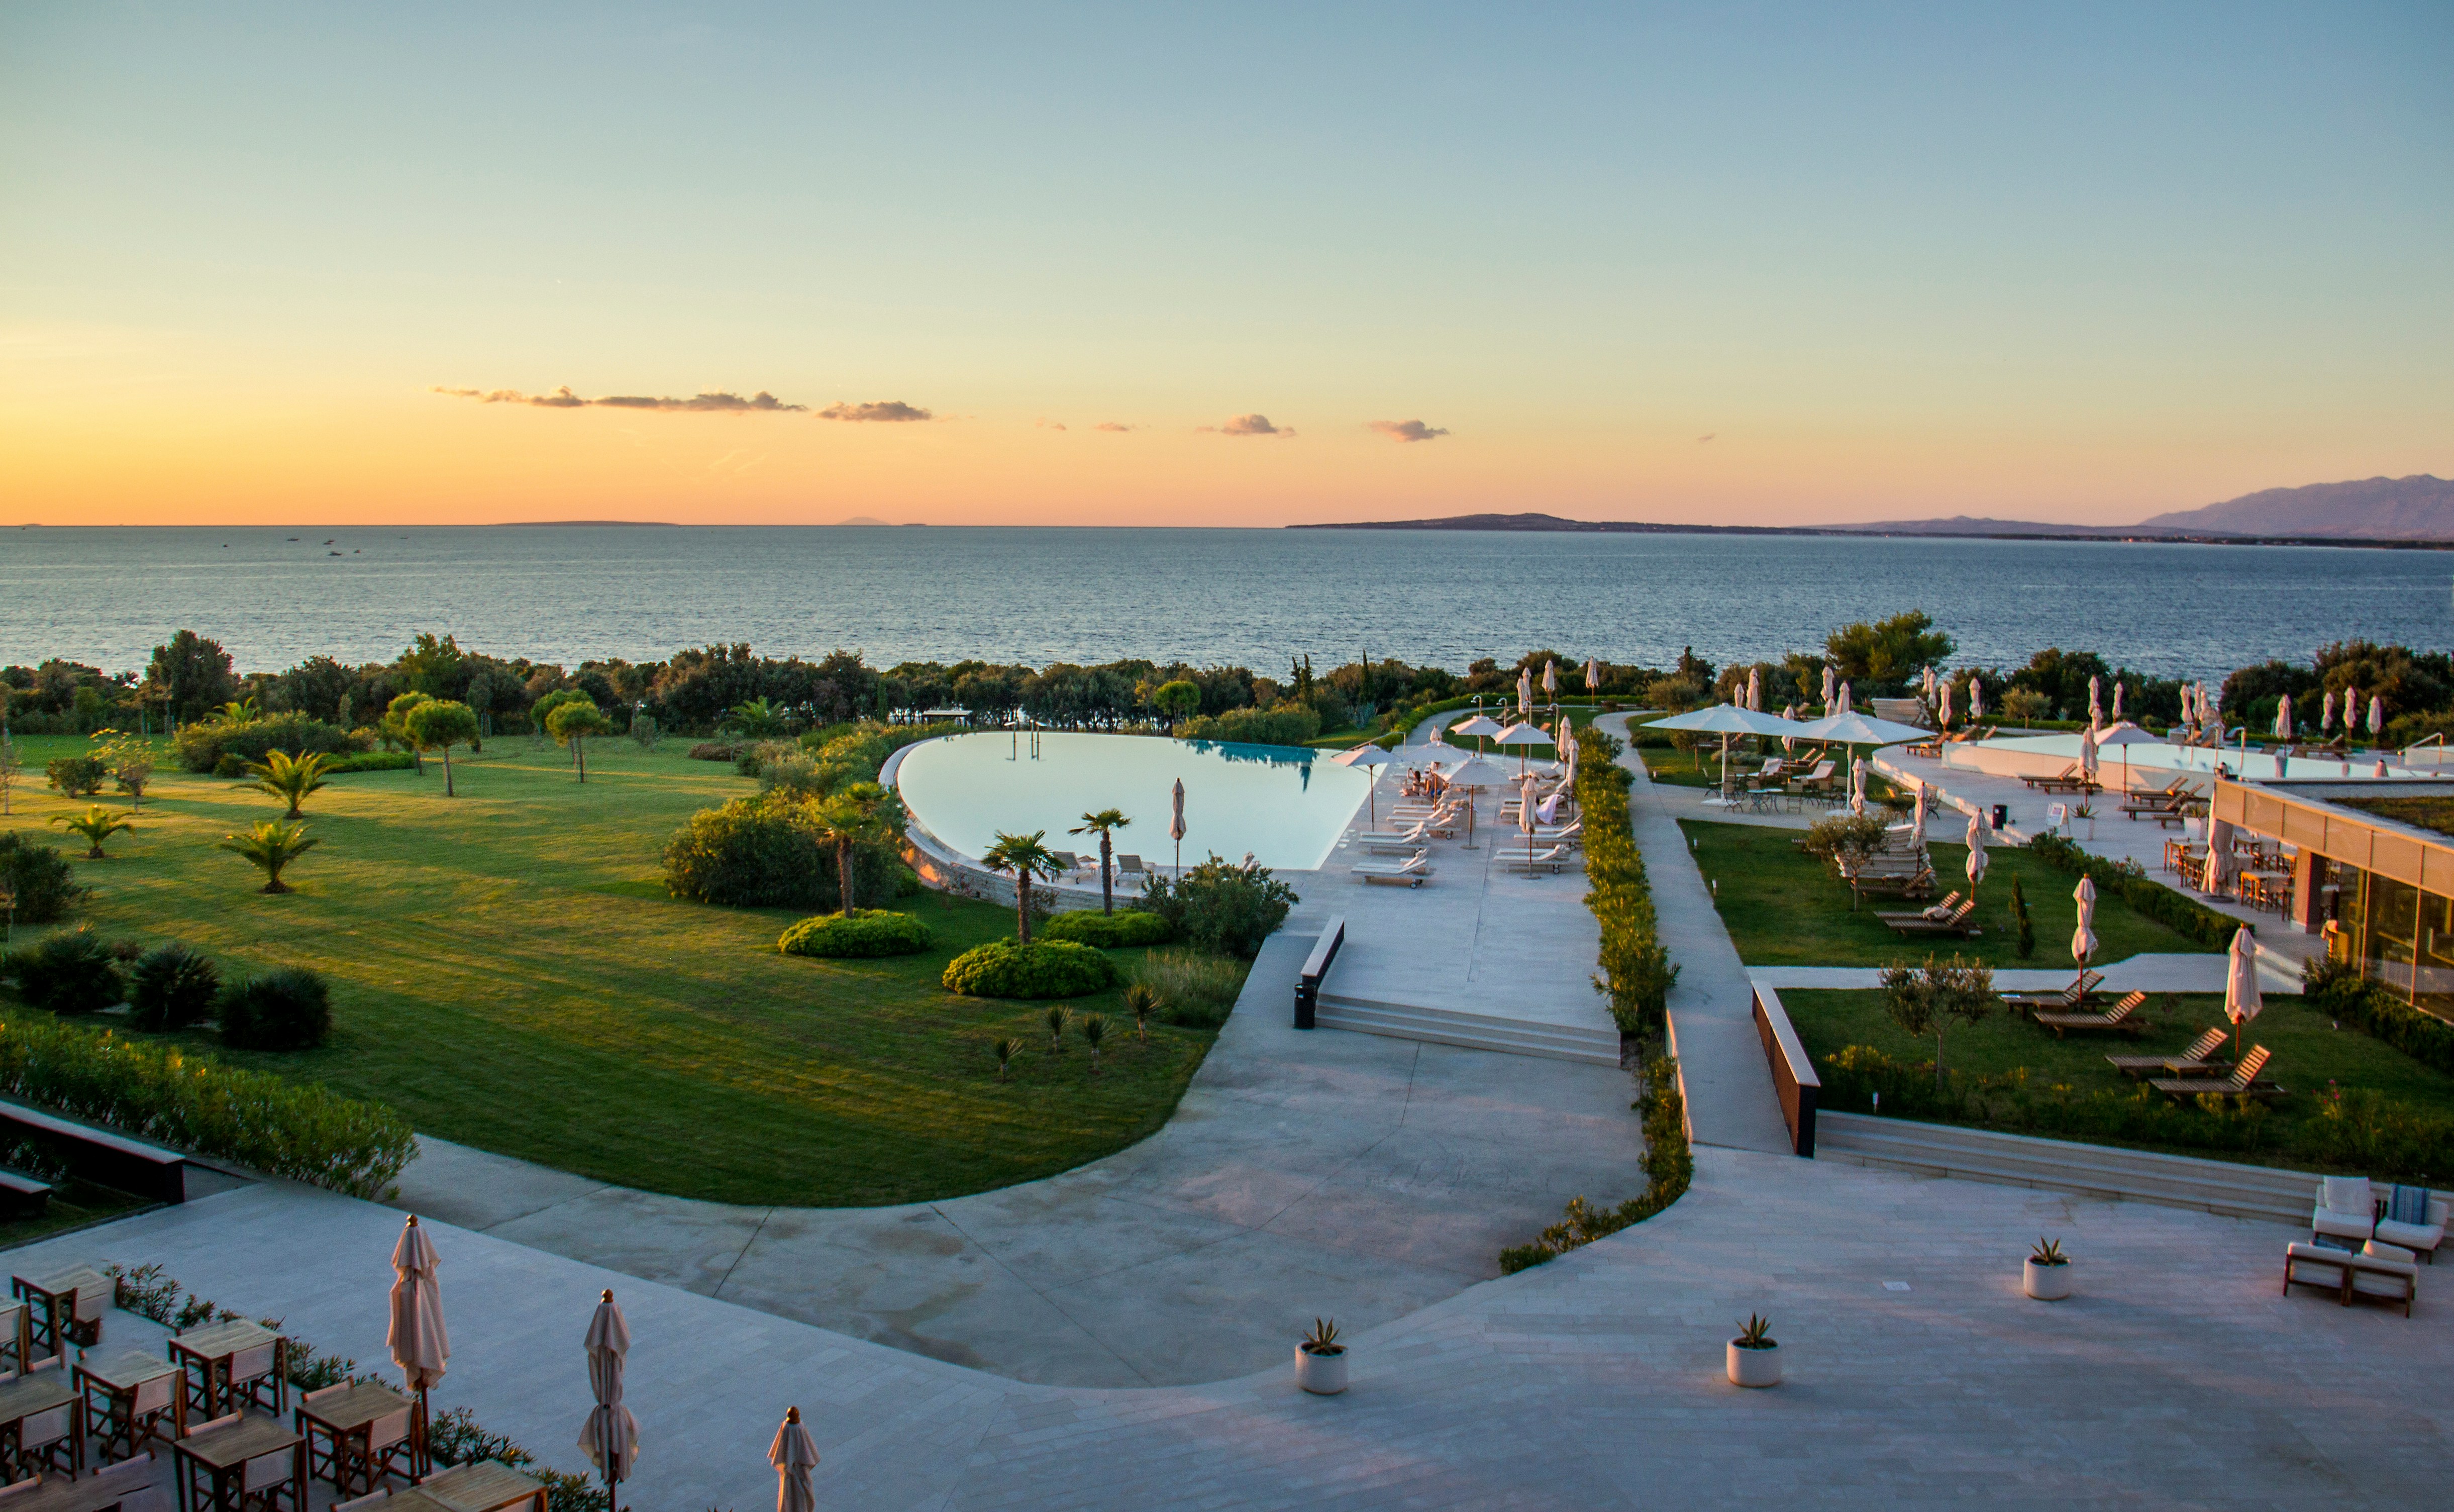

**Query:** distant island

left=1293, top=474, right=2454, bottom=546
left=494, top=519, right=678, bottom=527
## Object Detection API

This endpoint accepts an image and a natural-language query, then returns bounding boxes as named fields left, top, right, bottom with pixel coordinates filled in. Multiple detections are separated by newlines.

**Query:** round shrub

left=0, top=833, right=84, bottom=924
left=779, top=910, right=934, bottom=959
left=129, top=942, right=222, bottom=1031
left=941, top=940, right=1118, bottom=999
left=174, top=711, right=354, bottom=774
left=663, top=795, right=901, bottom=911
left=5, top=926, right=125, bottom=1015
left=219, top=967, right=333, bottom=1050
left=1040, top=910, right=1174, bottom=949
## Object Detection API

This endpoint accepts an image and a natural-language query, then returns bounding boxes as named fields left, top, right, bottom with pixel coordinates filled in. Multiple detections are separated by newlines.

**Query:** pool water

left=894, top=732, right=1372, bottom=872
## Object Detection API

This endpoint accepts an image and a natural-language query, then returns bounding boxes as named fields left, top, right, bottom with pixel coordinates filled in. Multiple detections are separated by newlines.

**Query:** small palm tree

left=213, top=697, right=260, bottom=725
left=992, top=1037, right=1023, bottom=1081
left=246, top=750, right=336, bottom=819
left=980, top=830, right=1063, bottom=942
left=726, top=697, right=787, bottom=739
left=808, top=783, right=905, bottom=916
left=1045, top=1002, right=1072, bottom=1053
left=53, top=805, right=135, bottom=859
left=1080, top=1013, right=1108, bottom=1071
left=1123, top=981, right=1158, bottom=1041
left=1070, top=808, right=1132, bottom=914
left=221, top=820, right=319, bottom=894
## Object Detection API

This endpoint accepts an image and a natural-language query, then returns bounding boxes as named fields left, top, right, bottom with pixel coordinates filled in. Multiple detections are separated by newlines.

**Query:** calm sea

left=2, top=525, right=2445, bottom=680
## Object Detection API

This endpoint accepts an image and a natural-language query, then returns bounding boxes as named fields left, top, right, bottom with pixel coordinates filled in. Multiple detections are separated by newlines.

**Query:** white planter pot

left=1726, top=1341, right=1781, bottom=1388
left=1296, top=1345, right=1348, bottom=1394
left=2023, top=1258, right=2073, bottom=1300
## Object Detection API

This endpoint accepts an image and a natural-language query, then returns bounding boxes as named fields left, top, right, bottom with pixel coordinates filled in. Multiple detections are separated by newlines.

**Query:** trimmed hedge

left=1040, top=910, right=1174, bottom=948
left=0, top=1014, right=413, bottom=1197
left=2305, top=956, right=2454, bottom=1077
left=174, top=713, right=357, bottom=774
left=778, top=910, right=934, bottom=959
left=5, top=927, right=125, bottom=1015
left=1579, top=728, right=1677, bottom=1034
left=218, top=968, right=333, bottom=1051
left=942, top=940, right=1118, bottom=999
left=2025, top=833, right=2241, bottom=949
left=0, top=834, right=84, bottom=924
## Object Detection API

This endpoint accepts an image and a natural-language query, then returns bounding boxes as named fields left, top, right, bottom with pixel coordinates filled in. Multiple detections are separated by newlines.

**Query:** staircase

left=1816, top=1112, right=2313, bottom=1226
left=1312, top=992, right=1623, bottom=1066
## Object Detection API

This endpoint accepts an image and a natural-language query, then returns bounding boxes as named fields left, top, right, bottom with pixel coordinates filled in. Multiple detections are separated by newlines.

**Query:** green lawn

left=1, top=733, right=1224, bottom=1206
left=1680, top=818, right=2222, bottom=969
left=1781, top=987, right=2454, bottom=1162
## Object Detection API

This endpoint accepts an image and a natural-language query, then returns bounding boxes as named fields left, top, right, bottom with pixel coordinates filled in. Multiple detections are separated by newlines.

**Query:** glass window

left=2419, top=889, right=2454, bottom=1019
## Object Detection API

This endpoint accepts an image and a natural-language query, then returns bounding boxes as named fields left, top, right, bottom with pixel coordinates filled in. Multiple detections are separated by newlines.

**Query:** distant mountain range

left=1295, top=475, right=2454, bottom=544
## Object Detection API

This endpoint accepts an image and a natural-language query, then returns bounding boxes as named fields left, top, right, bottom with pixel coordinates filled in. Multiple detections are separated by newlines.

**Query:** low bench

left=0, top=1168, right=53, bottom=1221
left=1293, top=916, right=1346, bottom=1031
left=0, top=1098, right=191, bottom=1205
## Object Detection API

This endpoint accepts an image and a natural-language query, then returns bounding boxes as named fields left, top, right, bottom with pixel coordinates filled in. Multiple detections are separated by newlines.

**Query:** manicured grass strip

left=1681, top=819, right=2221, bottom=969
left=2, top=733, right=1219, bottom=1207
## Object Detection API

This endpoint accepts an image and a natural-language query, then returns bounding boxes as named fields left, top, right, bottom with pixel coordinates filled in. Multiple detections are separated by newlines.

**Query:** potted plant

left=1295, top=1317, right=1348, bottom=1395
left=1726, top=1313, right=1780, bottom=1387
left=2024, top=1236, right=2073, bottom=1300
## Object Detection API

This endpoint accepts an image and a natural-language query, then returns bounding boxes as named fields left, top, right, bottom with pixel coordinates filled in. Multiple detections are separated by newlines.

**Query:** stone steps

left=1312, top=992, right=1623, bottom=1066
left=1816, top=1111, right=2314, bottom=1226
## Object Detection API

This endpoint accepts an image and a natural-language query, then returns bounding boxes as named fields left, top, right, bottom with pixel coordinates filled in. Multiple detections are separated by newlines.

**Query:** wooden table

left=171, top=1410, right=302, bottom=1512
left=0, top=1469, right=158, bottom=1512
left=0, top=1369, right=82, bottom=1481
left=293, top=1380, right=412, bottom=1495
left=12, top=1266, right=111, bottom=1357
left=75, top=1348, right=184, bottom=1463
left=417, top=1458, right=550, bottom=1512
left=167, top=1320, right=285, bottom=1423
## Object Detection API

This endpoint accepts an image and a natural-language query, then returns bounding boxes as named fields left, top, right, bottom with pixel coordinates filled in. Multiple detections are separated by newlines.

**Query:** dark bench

left=0, top=1098, right=191, bottom=1205
left=0, top=1168, right=52, bottom=1221
left=1293, top=916, right=1346, bottom=1031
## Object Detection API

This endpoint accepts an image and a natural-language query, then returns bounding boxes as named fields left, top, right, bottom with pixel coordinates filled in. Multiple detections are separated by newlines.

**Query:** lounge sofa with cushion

left=2374, top=1183, right=2452, bottom=1262
left=2282, top=1241, right=2418, bottom=1317
left=2311, top=1177, right=2378, bottom=1246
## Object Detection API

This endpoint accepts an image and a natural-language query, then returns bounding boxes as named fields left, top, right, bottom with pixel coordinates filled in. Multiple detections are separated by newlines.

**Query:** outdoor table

left=13, top=1267, right=112, bottom=1357
left=171, top=1410, right=302, bottom=1512
left=293, top=1379, right=412, bottom=1495
left=377, top=1491, right=461, bottom=1512
left=0, top=1369, right=83, bottom=1481
left=75, top=1348, right=183, bottom=1463
left=0, top=1468, right=156, bottom=1512
left=167, top=1321, right=285, bottom=1423
left=416, top=1458, right=549, bottom=1512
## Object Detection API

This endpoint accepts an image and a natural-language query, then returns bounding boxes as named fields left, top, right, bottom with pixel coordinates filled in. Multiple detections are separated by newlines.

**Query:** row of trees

left=12, top=621, right=2450, bottom=747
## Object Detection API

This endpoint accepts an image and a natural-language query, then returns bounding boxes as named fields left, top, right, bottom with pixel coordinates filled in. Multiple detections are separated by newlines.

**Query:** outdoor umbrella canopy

left=579, top=1289, right=640, bottom=1500
left=2202, top=817, right=2234, bottom=893
left=1518, top=668, right=1533, bottom=718
left=1965, top=813, right=1989, bottom=892
left=388, top=1214, right=449, bottom=1474
left=1746, top=667, right=1761, bottom=712
left=1970, top=675, right=1985, bottom=721
left=1789, top=711, right=1930, bottom=747
left=1452, top=713, right=1503, bottom=754
left=1849, top=756, right=1867, bottom=816
left=1644, top=704, right=1796, bottom=803
left=2111, top=681, right=2125, bottom=721
left=1781, top=703, right=1801, bottom=752
left=1441, top=755, right=1513, bottom=847
left=1911, top=780, right=1928, bottom=843
left=1332, top=743, right=1394, bottom=824
left=770, top=1406, right=821, bottom=1512
left=1820, top=665, right=1836, bottom=710
left=1584, top=657, right=1601, bottom=694
left=1170, top=778, right=1186, bottom=874
left=2322, top=689, right=2338, bottom=732
left=2224, top=927, right=2263, bottom=1056
left=1836, top=681, right=1854, bottom=716
left=2071, top=876, right=2098, bottom=979
left=2370, top=695, right=2385, bottom=737
left=2088, top=675, right=2103, bottom=730
left=1543, top=660, right=1558, bottom=702
left=1937, top=681, right=1954, bottom=730
left=2275, top=694, right=2295, bottom=740
left=2079, top=726, right=2100, bottom=785
left=1494, top=722, right=1552, bottom=780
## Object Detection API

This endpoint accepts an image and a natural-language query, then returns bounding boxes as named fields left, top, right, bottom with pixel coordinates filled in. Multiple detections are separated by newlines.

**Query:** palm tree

left=980, top=830, right=1062, bottom=943
left=246, top=750, right=335, bottom=819
left=1070, top=808, right=1132, bottom=914
left=807, top=782, right=904, bottom=915
left=221, top=820, right=319, bottom=894
left=53, top=805, right=135, bottom=859
left=726, top=697, right=788, bottom=740
left=213, top=697, right=261, bottom=725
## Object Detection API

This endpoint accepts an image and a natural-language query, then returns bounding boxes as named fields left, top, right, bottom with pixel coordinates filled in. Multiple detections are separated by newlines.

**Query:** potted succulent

left=2024, top=1236, right=2073, bottom=1300
left=1295, top=1317, right=1348, bottom=1395
left=1725, top=1313, right=1780, bottom=1387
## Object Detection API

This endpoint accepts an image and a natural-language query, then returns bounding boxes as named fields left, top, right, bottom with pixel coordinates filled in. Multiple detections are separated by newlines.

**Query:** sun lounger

left=1850, top=868, right=1936, bottom=903
left=1360, top=836, right=1429, bottom=857
left=2001, top=970, right=2106, bottom=1011
left=2022, top=763, right=2101, bottom=793
left=1354, top=822, right=1430, bottom=845
left=1787, top=760, right=1837, bottom=795
left=2106, top=1026, right=2230, bottom=1079
left=2150, top=1044, right=2281, bottom=1101
left=1500, top=844, right=1574, bottom=874
left=1351, top=854, right=1433, bottom=887
left=1882, top=898, right=1977, bottom=937
left=1116, top=855, right=1147, bottom=882
left=1876, top=890, right=1962, bottom=926
left=2033, top=990, right=2149, bottom=1038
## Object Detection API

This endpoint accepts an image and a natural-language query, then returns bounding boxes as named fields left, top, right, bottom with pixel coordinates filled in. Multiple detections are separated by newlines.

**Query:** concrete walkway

left=1753, top=951, right=2288, bottom=993
left=391, top=931, right=1643, bottom=1387
left=1595, top=714, right=1792, bottom=1154
left=26, top=1135, right=2444, bottom=1509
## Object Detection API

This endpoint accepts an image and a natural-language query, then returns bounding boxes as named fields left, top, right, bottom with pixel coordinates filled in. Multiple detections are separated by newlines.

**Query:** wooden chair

left=2033, top=990, right=2149, bottom=1038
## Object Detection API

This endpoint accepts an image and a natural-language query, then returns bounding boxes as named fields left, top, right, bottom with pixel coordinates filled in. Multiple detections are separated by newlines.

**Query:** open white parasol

left=1332, top=743, right=1394, bottom=824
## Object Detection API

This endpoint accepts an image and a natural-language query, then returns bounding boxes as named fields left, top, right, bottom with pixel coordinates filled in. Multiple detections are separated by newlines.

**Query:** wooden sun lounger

left=1875, top=890, right=1961, bottom=926
left=1882, top=899, right=1978, bottom=937
left=2001, top=970, right=2105, bottom=1011
left=2033, top=990, right=2150, bottom=1038
left=1851, top=869, right=1937, bottom=903
left=2150, top=1045, right=2283, bottom=1101
left=2106, top=1027, right=2230, bottom=1079
left=2023, top=763, right=2102, bottom=793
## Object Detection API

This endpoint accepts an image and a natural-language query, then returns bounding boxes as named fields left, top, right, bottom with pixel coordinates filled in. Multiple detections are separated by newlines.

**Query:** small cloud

left=820, top=399, right=933, bottom=423
left=1698, top=433, right=1716, bottom=443
left=1094, top=422, right=1137, bottom=433
left=1368, top=419, right=1449, bottom=443
left=431, top=385, right=803, bottom=413
left=1035, top=418, right=1068, bottom=431
left=1201, top=413, right=1292, bottom=437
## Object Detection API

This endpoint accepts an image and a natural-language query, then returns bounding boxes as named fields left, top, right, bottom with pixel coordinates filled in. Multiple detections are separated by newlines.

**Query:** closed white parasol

left=1170, top=777, right=1186, bottom=875
left=2224, top=927, right=2263, bottom=1057
left=2274, top=694, right=2294, bottom=740
left=1821, top=665, right=1836, bottom=711
left=2071, top=875, right=2097, bottom=982
left=1965, top=813, right=1989, bottom=896
left=388, top=1215, right=449, bottom=1475
left=578, top=1289, right=639, bottom=1505
left=771, top=1406, right=821, bottom=1512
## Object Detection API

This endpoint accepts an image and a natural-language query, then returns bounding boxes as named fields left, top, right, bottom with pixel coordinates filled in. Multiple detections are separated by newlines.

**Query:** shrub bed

left=1041, top=910, right=1174, bottom=948
left=174, top=713, right=358, bottom=774
left=942, top=940, right=1118, bottom=999
left=687, top=741, right=741, bottom=762
left=1129, top=949, right=1245, bottom=1027
left=0, top=1015, right=412, bottom=1196
left=1177, top=704, right=1323, bottom=748
left=662, top=794, right=901, bottom=911
left=0, top=834, right=84, bottom=924
left=778, top=910, right=934, bottom=959
left=1136, top=857, right=1296, bottom=958
left=129, top=944, right=220, bottom=1031
left=323, top=751, right=416, bottom=775
left=2305, top=956, right=2454, bottom=1077
left=1578, top=728, right=1677, bottom=1034
left=2025, top=833, right=2241, bottom=949
left=1499, top=1056, right=1690, bottom=1272
left=5, top=927, right=124, bottom=1015
left=218, top=968, right=333, bottom=1050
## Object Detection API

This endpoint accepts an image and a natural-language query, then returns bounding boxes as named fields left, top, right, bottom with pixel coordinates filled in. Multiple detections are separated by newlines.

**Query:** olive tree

left=404, top=699, right=480, bottom=796
left=546, top=701, right=614, bottom=782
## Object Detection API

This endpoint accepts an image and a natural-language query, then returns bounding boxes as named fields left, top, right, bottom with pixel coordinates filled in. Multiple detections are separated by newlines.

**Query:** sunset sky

left=4, top=3, right=2447, bottom=528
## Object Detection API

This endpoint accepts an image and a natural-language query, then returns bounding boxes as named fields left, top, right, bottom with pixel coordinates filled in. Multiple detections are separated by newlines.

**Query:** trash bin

left=1991, top=803, right=2008, bottom=832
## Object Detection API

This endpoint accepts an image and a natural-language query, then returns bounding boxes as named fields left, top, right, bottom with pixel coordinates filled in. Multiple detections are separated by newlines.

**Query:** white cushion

left=2373, top=1218, right=2444, bottom=1251
left=2312, top=1207, right=2375, bottom=1241
left=2320, top=1176, right=2374, bottom=1217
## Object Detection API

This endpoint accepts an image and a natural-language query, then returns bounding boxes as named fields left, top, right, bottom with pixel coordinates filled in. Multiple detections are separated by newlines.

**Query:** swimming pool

left=894, top=732, right=1372, bottom=872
